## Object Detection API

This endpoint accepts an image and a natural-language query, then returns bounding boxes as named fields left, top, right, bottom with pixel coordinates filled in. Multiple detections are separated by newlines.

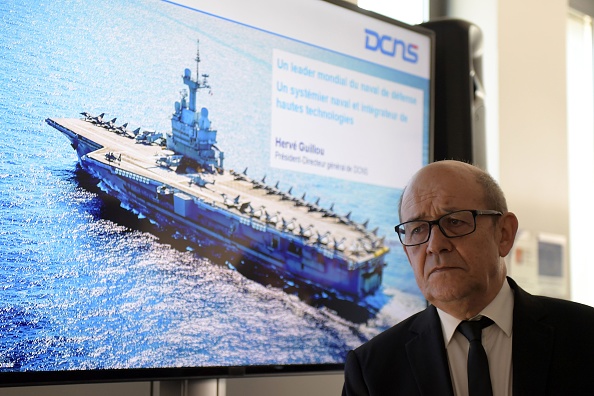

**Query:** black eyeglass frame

left=394, top=209, right=503, bottom=247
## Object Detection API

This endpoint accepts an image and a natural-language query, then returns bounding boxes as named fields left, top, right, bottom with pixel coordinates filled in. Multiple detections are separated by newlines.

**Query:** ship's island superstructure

left=46, top=44, right=388, bottom=298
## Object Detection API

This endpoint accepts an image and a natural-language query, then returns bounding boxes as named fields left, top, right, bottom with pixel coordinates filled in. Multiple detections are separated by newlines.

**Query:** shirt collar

left=437, top=278, right=514, bottom=346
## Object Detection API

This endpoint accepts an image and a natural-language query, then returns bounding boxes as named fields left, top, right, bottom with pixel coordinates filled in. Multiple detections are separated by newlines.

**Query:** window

left=357, top=0, right=429, bottom=25
left=567, top=10, right=594, bottom=305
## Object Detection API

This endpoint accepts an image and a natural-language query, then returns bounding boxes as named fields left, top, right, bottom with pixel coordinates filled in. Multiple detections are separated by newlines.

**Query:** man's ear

left=498, top=212, right=519, bottom=257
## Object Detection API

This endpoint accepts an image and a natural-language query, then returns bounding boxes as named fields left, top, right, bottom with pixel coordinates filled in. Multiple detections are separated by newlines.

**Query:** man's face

left=400, top=163, right=509, bottom=316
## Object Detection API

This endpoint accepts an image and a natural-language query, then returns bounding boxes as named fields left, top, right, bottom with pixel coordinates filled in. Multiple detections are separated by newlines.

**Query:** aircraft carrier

left=46, top=44, right=388, bottom=299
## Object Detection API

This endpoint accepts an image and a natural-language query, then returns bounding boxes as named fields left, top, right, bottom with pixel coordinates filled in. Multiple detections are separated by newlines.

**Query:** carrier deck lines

left=46, top=46, right=388, bottom=299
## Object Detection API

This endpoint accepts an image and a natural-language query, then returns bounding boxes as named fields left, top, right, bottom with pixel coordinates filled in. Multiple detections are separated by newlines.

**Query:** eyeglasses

left=394, top=209, right=503, bottom=246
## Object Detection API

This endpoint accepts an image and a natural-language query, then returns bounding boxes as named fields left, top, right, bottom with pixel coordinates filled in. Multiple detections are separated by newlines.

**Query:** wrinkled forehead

left=400, top=163, right=485, bottom=220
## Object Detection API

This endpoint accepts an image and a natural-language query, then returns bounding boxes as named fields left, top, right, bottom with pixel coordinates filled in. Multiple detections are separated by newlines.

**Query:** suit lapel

left=508, top=278, right=555, bottom=395
left=406, top=306, right=455, bottom=396
left=402, top=278, right=554, bottom=395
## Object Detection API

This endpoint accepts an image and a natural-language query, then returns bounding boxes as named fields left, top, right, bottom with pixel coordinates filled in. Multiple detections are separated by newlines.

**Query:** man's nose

left=426, top=223, right=452, bottom=253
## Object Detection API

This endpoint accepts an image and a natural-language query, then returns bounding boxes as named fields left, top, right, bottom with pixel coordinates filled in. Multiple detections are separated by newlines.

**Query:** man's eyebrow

left=403, top=208, right=461, bottom=222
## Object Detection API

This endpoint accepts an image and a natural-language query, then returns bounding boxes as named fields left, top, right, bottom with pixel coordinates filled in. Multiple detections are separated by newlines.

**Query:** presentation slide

left=271, top=49, right=424, bottom=188
left=1, top=0, right=432, bottom=378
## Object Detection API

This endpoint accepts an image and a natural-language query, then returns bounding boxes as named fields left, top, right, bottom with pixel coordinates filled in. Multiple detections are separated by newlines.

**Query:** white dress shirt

left=437, top=279, right=514, bottom=396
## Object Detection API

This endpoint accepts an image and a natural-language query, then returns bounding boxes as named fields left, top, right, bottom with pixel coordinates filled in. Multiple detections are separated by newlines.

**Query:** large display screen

left=0, top=0, right=432, bottom=384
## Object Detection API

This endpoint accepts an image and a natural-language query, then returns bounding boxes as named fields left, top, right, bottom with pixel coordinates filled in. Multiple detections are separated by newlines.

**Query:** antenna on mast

left=195, top=39, right=200, bottom=85
left=194, top=39, right=210, bottom=90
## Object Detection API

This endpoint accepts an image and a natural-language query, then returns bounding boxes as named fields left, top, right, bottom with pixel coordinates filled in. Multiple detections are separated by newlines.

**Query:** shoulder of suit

left=510, top=277, right=594, bottom=313
left=511, top=281, right=594, bottom=332
left=533, top=293, right=594, bottom=314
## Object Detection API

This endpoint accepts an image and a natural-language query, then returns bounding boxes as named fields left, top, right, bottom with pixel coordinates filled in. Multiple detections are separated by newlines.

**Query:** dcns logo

left=364, top=29, right=419, bottom=63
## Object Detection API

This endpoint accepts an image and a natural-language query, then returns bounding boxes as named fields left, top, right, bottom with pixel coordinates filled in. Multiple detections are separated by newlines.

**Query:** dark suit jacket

left=342, top=277, right=594, bottom=395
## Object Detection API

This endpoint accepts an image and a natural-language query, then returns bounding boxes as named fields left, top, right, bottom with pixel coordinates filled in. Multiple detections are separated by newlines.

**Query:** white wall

left=498, top=0, right=569, bottom=240
left=448, top=0, right=571, bottom=299
left=567, top=10, right=594, bottom=306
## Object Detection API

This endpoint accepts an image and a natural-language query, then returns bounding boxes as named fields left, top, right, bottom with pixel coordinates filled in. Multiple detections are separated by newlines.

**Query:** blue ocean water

left=0, top=0, right=424, bottom=372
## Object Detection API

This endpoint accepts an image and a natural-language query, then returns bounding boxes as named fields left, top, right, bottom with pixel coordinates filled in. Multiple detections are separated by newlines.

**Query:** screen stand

left=154, top=379, right=226, bottom=396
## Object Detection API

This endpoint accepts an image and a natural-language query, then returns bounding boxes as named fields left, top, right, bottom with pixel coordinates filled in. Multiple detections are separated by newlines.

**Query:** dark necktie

left=457, top=316, right=494, bottom=396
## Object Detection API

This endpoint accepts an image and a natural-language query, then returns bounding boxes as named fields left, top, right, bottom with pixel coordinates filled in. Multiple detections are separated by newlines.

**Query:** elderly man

left=342, top=160, right=594, bottom=396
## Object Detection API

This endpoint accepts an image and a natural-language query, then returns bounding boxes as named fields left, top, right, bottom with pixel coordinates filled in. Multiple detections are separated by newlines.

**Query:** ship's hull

left=84, top=154, right=384, bottom=297
left=47, top=118, right=387, bottom=298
